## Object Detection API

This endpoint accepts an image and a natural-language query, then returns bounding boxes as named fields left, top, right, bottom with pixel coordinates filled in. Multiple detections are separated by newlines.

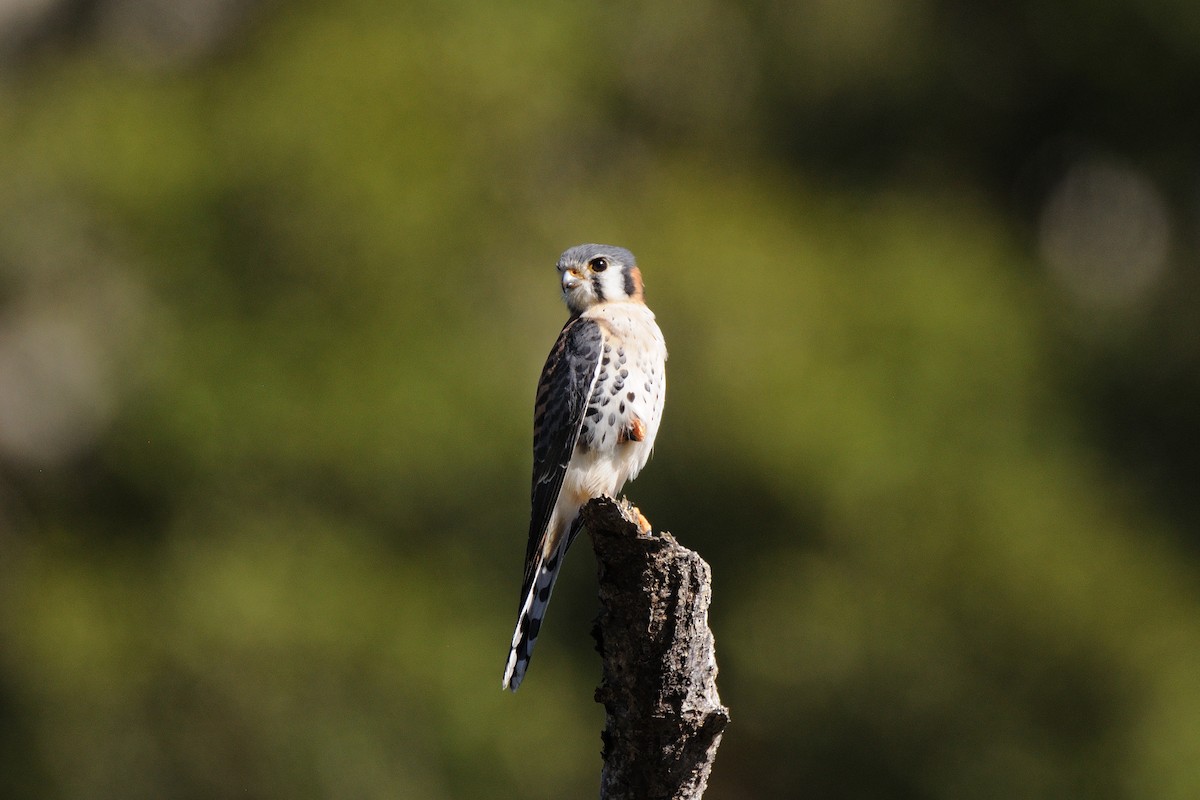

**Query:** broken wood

left=582, top=496, right=729, bottom=800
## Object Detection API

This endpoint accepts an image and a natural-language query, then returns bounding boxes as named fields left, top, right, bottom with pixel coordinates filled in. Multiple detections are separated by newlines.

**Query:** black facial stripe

left=592, top=272, right=605, bottom=302
left=623, top=265, right=635, bottom=297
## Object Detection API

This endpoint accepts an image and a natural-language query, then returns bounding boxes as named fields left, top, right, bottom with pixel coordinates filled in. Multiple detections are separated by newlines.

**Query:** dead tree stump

left=582, top=496, right=729, bottom=800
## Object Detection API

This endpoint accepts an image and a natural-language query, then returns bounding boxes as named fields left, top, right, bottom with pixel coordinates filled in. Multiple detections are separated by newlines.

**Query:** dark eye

left=589, top=257, right=608, bottom=272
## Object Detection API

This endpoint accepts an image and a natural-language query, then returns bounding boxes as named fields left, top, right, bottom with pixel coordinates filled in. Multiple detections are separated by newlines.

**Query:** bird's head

left=556, top=244, right=644, bottom=315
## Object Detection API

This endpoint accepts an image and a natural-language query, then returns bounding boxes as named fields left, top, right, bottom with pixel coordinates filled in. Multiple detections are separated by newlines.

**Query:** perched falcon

left=502, top=244, right=668, bottom=691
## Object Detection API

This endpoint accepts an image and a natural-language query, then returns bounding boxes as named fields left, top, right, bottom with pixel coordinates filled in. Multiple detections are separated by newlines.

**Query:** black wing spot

left=528, top=316, right=604, bottom=549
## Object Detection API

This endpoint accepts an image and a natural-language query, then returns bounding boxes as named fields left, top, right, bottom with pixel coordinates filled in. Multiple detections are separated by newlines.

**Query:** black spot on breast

left=627, top=391, right=636, bottom=401
left=608, top=412, right=616, bottom=425
left=619, top=368, right=628, bottom=378
left=619, top=402, right=625, bottom=413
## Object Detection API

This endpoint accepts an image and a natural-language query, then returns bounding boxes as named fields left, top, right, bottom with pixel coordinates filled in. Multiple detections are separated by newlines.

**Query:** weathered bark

left=583, top=496, right=729, bottom=800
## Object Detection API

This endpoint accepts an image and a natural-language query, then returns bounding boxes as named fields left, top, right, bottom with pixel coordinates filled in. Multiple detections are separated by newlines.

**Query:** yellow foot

left=632, top=506, right=652, bottom=535
left=614, top=497, right=654, bottom=535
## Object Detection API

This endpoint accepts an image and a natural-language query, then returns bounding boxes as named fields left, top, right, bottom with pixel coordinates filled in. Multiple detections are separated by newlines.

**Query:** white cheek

left=598, top=270, right=627, bottom=301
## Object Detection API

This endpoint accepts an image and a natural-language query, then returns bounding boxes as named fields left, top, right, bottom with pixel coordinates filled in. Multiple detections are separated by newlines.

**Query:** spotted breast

left=578, top=303, right=666, bottom=485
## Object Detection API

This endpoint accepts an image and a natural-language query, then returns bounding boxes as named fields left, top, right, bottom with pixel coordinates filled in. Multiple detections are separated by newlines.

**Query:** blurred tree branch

left=583, top=497, right=729, bottom=800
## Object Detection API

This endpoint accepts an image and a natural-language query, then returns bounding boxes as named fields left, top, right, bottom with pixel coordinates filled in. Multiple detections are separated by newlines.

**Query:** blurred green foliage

left=2, top=0, right=1200, bottom=797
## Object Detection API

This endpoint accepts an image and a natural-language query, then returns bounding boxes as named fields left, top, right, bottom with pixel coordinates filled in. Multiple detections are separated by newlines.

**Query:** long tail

left=501, top=522, right=582, bottom=691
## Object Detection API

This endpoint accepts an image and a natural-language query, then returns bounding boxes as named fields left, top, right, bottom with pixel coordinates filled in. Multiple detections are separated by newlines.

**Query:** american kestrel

left=502, top=244, right=668, bottom=691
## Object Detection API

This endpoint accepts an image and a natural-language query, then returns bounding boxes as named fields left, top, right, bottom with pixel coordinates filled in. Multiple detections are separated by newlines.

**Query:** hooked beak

left=561, top=268, right=584, bottom=290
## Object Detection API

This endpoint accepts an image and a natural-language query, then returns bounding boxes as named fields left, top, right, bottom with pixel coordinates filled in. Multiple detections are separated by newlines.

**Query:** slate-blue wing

left=525, top=316, right=603, bottom=567
left=502, top=315, right=603, bottom=690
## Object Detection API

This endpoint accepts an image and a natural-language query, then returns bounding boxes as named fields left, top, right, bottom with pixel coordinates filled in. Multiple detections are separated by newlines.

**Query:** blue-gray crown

left=556, top=243, right=636, bottom=270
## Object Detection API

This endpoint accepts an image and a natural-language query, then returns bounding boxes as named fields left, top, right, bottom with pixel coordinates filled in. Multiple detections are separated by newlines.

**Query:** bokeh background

left=3, top=1, right=1200, bottom=797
